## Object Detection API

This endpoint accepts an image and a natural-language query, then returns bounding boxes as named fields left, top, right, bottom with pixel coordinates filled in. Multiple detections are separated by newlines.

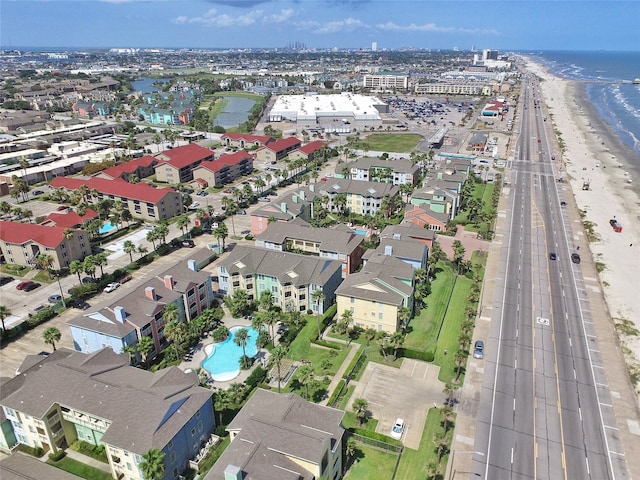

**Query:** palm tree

left=137, top=245, right=149, bottom=258
left=139, top=448, right=165, bottom=480
left=83, top=256, right=97, bottom=279
left=94, top=252, right=108, bottom=277
left=176, top=214, right=190, bottom=236
left=269, top=345, right=288, bottom=393
left=43, top=327, right=61, bottom=351
left=441, top=405, right=455, bottom=433
left=35, top=253, right=54, bottom=279
left=123, top=240, right=137, bottom=263
left=155, top=222, right=169, bottom=244
left=297, top=363, right=315, bottom=400
left=164, top=317, right=185, bottom=359
left=344, top=437, right=357, bottom=469
left=121, top=345, right=136, bottom=364
left=426, top=460, right=441, bottom=480
left=69, top=260, right=84, bottom=283
left=233, top=328, right=250, bottom=367
left=352, top=398, right=368, bottom=426
left=213, top=389, right=231, bottom=425
left=221, top=197, right=237, bottom=236
left=137, top=336, right=154, bottom=368
left=311, top=289, right=325, bottom=339
left=212, top=222, right=228, bottom=250
left=0, top=305, right=11, bottom=332
left=433, top=429, right=448, bottom=462
left=146, top=228, right=159, bottom=250
left=62, top=228, right=75, bottom=241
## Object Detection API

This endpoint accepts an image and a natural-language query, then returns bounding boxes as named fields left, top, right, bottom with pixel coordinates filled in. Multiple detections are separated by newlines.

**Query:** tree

left=213, top=222, right=229, bottom=250
left=441, top=405, right=455, bottom=433
left=233, top=327, right=250, bottom=368
left=155, top=222, right=169, bottom=244
left=389, top=331, right=405, bottom=361
left=452, top=240, right=466, bottom=273
left=0, top=305, right=11, bottom=332
left=213, top=389, right=231, bottom=425
left=137, top=245, right=149, bottom=258
left=146, top=228, right=160, bottom=250
left=311, top=289, right=325, bottom=339
left=139, top=448, right=165, bottom=480
left=344, top=437, right=357, bottom=468
left=35, top=253, right=54, bottom=278
left=269, top=345, right=288, bottom=393
left=137, top=336, right=154, bottom=368
left=176, top=214, right=190, bottom=236
left=443, top=383, right=459, bottom=404
left=353, top=398, right=369, bottom=426
left=433, top=429, right=448, bottom=462
left=43, top=327, right=61, bottom=351
left=426, top=460, right=441, bottom=480
left=123, top=240, right=137, bottom=263
left=221, top=196, right=237, bottom=236
left=164, top=317, right=186, bottom=359
left=297, top=363, right=315, bottom=400
left=455, top=350, right=467, bottom=381
left=69, top=260, right=84, bottom=283
left=94, top=252, right=108, bottom=277
left=122, top=345, right=136, bottom=364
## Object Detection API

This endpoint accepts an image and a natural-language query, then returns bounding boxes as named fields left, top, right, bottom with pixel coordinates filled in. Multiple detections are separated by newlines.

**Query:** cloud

left=308, top=17, right=369, bottom=34
left=377, top=21, right=499, bottom=35
left=173, top=7, right=295, bottom=27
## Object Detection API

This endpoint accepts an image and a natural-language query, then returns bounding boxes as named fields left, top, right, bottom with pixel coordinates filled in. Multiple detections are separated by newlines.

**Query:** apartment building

left=318, top=178, right=400, bottom=217
left=287, top=140, right=326, bottom=164
left=49, top=176, right=181, bottom=221
left=68, top=259, right=214, bottom=361
left=363, top=74, right=409, bottom=91
left=254, top=137, right=302, bottom=164
left=363, top=237, right=428, bottom=271
left=96, top=155, right=158, bottom=181
left=204, top=389, right=344, bottom=480
left=41, top=208, right=99, bottom=229
left=0, top=348, right=215, bottom=480
left=250, top=185, right=319, bottom=236
left=220, top=133, right=273, bottom=150
left=255, top=222, right=365, bottom=277
left=335, top=254, right=415, bottom=334
left=336, top=156, right=419, bottom=186
left=217, top=245, right=343, bottom=314
left=154, top=144, right=214, bottom=184
left=0, top=221, right=91, bottom=270
left=192, top=151, right=253, bottom=188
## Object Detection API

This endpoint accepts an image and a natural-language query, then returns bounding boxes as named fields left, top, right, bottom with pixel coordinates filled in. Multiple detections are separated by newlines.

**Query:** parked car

left=82, top=277, right=97, bottom=284
left=549, top=252, right=557, bottom=260
left=391, top=418, right=405, bottom=439
left=560, top=201, right=567, bottom=206
left=571, top=253, right=581, bottom=264
left=24, top=282, right=41, bottom=292
left=473, top=340, right=484, bottom=359
left=16, top=281, right=34, bottom=291
left=73, top=300, right=91, bottom=310
left=104, top=282, right=121, bottom=293
left=34, top=305, right=47, bottom=313
left=31, top=190, right=44, bottom=196
left=197, top=191, right=207, bottom=197
left=190, top=201, right=200, bottom=209
left=56, top=205, right=69, bottom=211
left=223, top=188, right=233, bottom=194
left=182, top=239, right=196, bottom=248
left=48, top=294, right=63, bottom=304
left=236, top=210, right=247, bottom=215
left=258, top=197, right=271, bottom=202
left=0, top=276, right=14, bottom=286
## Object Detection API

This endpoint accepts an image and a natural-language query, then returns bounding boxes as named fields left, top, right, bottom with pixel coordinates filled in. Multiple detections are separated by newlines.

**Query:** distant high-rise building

left=372, top=42, right=378, bottom=52
left=482, top=49, right=499, bottom=61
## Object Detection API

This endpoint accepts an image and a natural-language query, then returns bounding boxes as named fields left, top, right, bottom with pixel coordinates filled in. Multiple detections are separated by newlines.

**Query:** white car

left=391, top=418, right=405, bottom=439
left=104, top=282, right=121, bottom=293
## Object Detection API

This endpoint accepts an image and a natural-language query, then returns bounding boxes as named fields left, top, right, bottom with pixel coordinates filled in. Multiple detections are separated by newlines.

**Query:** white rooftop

left=269, top=93, right=385, bottom=122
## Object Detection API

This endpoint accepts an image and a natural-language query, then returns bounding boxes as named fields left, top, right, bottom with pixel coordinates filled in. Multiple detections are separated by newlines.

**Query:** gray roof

left=336, top=254, right=414, bottom=305
left=255, top=222, right=364, bottom=256
left=252, top=186, right=318, bottom=220
left=0, top=452, right=84, bottom=480
left=339, top=156, right=419, bottom=175
left=0, top=348, right=212, bottom=455
left=218, top=245, right=342, bottom=288
left=204, top=389, right=344, bottom=480
left=68, top=259, right=210, bottom=331
left=318, top=177, right=399, bottom=199
left=382, top=223, right=437, bottom=242
left=365, top=237, right=427, bottom=264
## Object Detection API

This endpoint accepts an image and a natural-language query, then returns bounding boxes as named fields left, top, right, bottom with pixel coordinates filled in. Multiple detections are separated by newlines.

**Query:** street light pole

left=55, top=272, right=66, bottom=308
left=448, top=451, right=485, bottom=480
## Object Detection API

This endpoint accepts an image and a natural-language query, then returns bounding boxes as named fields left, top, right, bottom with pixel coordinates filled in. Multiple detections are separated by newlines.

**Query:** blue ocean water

left=528, top=51, right=640, bottom=160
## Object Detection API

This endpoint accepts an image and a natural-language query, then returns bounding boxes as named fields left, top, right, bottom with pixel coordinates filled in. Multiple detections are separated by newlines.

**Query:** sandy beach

left=522, top=57, right=640, bottom=400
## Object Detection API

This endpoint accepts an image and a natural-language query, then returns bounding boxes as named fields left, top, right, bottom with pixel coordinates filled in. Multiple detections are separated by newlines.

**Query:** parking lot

left=349, top=358, right=445, bottom=449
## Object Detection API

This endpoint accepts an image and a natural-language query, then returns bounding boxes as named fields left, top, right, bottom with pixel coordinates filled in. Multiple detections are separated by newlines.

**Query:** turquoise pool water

left=202, top=326, right=259, bottom=381
left=354, top=228, right=368, bottom=236
left=99, top=221, right=116, bottom=234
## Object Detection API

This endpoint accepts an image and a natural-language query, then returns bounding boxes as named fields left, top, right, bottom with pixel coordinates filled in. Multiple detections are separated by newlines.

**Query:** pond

left=215, top=96, right=256, bottom=129
left=131, top=77, right=171, bottom=94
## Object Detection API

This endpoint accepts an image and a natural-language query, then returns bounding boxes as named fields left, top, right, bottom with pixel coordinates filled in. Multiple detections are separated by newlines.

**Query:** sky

left=1, top=0, right=639, bottom=52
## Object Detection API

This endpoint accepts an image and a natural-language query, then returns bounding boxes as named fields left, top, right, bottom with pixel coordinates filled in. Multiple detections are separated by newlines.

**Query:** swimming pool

left=99, top=221, right=117, bottom=234
left=354, top=228, right=368, bottom=236
left=201, top=326, right=259, bottom=381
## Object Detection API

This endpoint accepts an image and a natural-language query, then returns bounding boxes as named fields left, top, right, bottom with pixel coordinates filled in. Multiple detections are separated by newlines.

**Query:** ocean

left=528, top=51, right=640, bottom=160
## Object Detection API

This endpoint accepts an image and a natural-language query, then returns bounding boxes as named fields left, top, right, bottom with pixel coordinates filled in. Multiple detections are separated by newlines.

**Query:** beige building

left=318, top=178, right=401, bottom=217
left=191, top=151, right=253, bottom=188
left=153, top=143, right=214, bottom=184
left=0, top=221, right=91, bottom=270
left=336, top=254, right=415, bottom=333
left=49, top=176, right=182, bottom=221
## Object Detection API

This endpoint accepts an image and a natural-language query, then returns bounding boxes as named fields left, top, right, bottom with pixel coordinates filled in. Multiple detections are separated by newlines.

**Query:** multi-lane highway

left=470, top=77, right=628, bottom=479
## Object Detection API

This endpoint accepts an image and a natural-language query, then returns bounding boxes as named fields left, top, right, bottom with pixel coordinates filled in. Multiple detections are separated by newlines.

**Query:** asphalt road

left=471, top=77, right=628, bottom=479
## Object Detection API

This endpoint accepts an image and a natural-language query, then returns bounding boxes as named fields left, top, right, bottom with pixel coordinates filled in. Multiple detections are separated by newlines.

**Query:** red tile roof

left=49, top=176, right=176, bottom=204
left=221, top=133, right=273, bottom=145
left=99, top=156, right=157, bottom=179
left=196, top=151, right=252, bottom=173
left=44, top=208, right=99, bottom=228
left=262, top=137, right=301, bottom=153
left=155, top=144, right=214, bottom=169
left=0, top=221, right=80, bottom=248
left=296, top=140, right=325, bottom=155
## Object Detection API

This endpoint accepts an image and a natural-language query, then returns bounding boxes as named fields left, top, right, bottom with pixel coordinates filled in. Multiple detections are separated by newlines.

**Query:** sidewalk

left=62, top=448, right=111, bottom=473
left=319, top=333, right=361, bottom=407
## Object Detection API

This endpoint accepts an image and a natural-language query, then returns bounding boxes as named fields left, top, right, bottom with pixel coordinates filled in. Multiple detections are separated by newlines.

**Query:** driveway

left=349, top=358, right=444, bottom=450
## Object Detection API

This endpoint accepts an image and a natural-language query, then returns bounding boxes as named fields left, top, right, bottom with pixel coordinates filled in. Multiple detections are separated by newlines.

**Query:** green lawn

left=287, top=318, right=349, bottom=376
left=357, top=133, right=423, bottom=153
left=344, top=441, right=398, bottom=480
left=405, top=265, right=456, bottom=350
left=395, top=407, right=453, bottom=480
left=46, top=457, right=112, bottom=480
left=342, top=411, right=379, bottom=431
left=1, top=264, right=30, bottom=276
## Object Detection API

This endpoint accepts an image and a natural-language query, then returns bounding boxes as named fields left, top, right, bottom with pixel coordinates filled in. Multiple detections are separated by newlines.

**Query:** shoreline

left=522, top=56, right=640, bottom=400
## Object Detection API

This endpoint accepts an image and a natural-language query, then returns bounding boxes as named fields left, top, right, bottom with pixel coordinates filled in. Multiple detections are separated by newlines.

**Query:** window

left=378, top=312, right=384, bottom=320
left=191, top=428, right=196, bottom=436
left=350, top=296, right=355, bottom=304
left=195, top=411, right=201, bottom=419
left=170, top=451, right=176, bottom=463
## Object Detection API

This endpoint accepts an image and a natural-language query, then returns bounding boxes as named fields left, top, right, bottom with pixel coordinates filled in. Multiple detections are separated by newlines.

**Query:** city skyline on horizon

left=1, top=1, right=638, bottom=52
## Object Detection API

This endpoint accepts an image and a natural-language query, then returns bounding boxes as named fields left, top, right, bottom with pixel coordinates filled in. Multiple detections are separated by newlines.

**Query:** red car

left=16, top=281, right=34, bottom=290
left=320, top=177, right=328, bottom=182
left=57, top=205, right=69, bottom=211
